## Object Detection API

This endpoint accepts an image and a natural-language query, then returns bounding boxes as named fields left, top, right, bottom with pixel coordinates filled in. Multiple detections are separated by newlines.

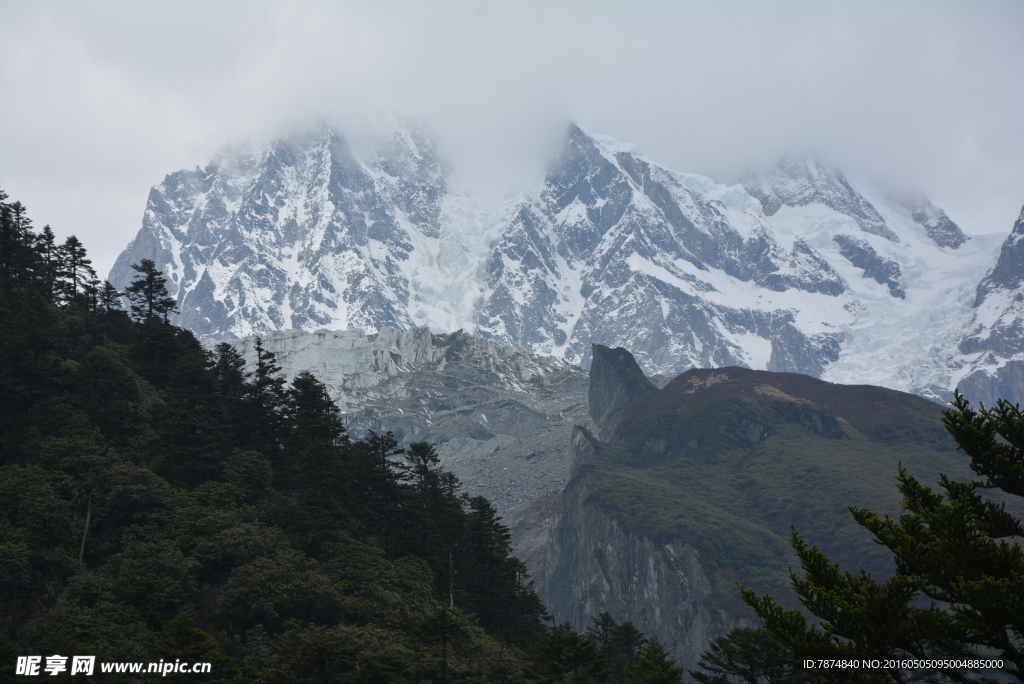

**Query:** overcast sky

left=1, top=1, right=1022, bottom=278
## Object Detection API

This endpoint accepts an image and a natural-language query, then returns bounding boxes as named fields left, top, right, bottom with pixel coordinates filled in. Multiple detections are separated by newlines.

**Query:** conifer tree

left=123, top=258, right=177, bottom=321
left=462, top=496, right=512, bottom=624
left=698, top=392, right=1024, bottom=684
left=145, top=611, right=241, bottom=682
left=586, top=612, right=647, bottom=684
left=0, top=194, right=38, bottom=285
left=82, top=276, right=101, bottom=311
left=33, top=225, right=60, bottom=303
left=402, top=441, right=448, bottom=555
left=414, top=607, right=473, bottom=683
left=533, top=624, right=614, bottom=683
left=245, top=336, right=287, bottom=454
left=689, top=627, right=799, bottom=684
left=213, top=342, right=247, bottom=399
left=356, top=430, right=407, bottom=558
left=281, top=371, right=348, bottom=496
left=286, top=371, right=347, bottom=450
left=264, top=626, right=358, bottom=684
left=57, top=235, right=95, bottom=305
left=626, top=637, right=683, bottom=684
left=99, top=280, right=121, bottom=311
left=0, top=634, right=20, bottom=684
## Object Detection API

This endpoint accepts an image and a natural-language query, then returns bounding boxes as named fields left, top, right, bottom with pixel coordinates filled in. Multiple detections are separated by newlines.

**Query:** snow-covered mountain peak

left=741, top=156, right=901, bottom=243
left=110, top=122, right=1019, bottom=407
left=896, top=194, right=970, bottom=249
left=109, top=121, right=490, bottom=338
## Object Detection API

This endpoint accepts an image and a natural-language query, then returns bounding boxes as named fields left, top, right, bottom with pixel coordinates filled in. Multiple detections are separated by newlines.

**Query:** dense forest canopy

left=0, top=190, right=683, bottom=683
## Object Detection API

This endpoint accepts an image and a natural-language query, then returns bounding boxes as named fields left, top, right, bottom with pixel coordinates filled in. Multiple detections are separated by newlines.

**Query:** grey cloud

left=1, top=1, right=1022, bottom=276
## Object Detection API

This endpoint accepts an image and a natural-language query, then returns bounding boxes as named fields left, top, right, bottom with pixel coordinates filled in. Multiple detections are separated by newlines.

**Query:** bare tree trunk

left=448, top=551, right=455, bottom=609
left=78, top=496, right=92, bottom=565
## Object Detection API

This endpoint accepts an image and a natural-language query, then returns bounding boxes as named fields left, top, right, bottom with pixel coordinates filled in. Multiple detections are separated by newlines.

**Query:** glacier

left=109, top=120, right=1020, bottom=406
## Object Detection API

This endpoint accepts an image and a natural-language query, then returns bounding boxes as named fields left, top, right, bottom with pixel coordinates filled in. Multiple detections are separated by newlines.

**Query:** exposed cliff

left=588, top=344, right=657, bottom=437
left=540, top=359, right=986, bottom=668
left=957, top=205, right=1024, bottom=408
left=221, top=327, right=593, bottom=574
left=833, top=233, right=905, bottom=299
left=541, top=474, right=745, bottom=671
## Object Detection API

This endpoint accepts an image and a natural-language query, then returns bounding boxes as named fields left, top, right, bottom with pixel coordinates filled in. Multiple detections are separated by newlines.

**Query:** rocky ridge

left=957, top=205, right=1024, bottom=407
left=112, top=122, right=1015, bottom=406
left=538, top=347, right=986, bottom=670
left=832, top=234, right=905, bottom=299
left=588, top=343, right=658, bottom=438
left=110, top=121, right=493, bottom=339
left=222, top=326, right=593, bottom=573
left=541, top=471, right=739, bottom=670
left=740, top=157, right=901, bottom=242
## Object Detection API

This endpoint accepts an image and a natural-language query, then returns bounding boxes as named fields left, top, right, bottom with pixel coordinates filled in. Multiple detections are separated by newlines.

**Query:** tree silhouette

left=123, top=258, right=177, bottom=321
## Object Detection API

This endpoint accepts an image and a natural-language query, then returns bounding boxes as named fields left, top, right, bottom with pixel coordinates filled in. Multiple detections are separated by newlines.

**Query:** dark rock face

left=479, top=125, right=847, bottom=378
left=957, top=360, right=1024, bottom=410
left=767, top=320, right=842, bottom=377
left=833, top=234, right=906, bottom=299
left=109, top=122, right=470, bottom=339
left=973, top=206, right=1024, bottom=308
left=539, top=362, right=976, bottom=668
left=588, top=344, right=658, bottom=434
left=223, top=326, right=593, bottom=577
left=540, top=477, right=745, bottom=671
left=569, top=425, right=599, bottom=475
left=907, top=196, right=969, bottom=249
left=957, top=206, right=1024, bottom=407
left=741, top=157, right=900, bottom=242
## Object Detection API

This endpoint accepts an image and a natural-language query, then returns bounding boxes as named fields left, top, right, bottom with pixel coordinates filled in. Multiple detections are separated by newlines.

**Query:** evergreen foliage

left=691, top=391, right=1024, bottom=683
left=624, top=638, right=683, bottom=684
left=689, top=627, right=797, bottom=684
left=585, top=612, right=647, bottom=683
left=0, top=190, right=687, bottom=683
left=144, top=611, right=241, bottom=682
left=122, top=258, right=177, bottom=321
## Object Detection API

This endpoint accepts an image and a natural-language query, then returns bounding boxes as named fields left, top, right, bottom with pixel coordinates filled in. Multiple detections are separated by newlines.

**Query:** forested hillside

left=0, top=190, right=681, bottom=683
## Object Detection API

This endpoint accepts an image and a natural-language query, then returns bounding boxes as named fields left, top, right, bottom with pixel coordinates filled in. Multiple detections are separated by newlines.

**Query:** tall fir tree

left=244, top=336, right=287, bottom=456
left=145, top=611, right=241, bottom=682
left=33, top=225, right=60, bottom=303
left=626, top=637, right=683, bottom=684
left=0, top=194, right=38, bottom=285
left=123, top=258, right=177, bottom=321
left=99, top=280, right=121, bottom=311
left=57, top=235, right=95, bottom=305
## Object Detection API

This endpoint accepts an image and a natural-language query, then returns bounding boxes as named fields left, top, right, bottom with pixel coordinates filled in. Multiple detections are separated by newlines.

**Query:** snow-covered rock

left=110, top=122, right=1016, bottom=406
left=956, top=206, right=1024, bottom=407
left=109, top=121, right=492, bottom=338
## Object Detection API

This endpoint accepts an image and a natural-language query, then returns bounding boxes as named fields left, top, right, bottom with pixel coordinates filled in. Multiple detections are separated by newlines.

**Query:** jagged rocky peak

left=109, top=120, right=487, bottom=340
left=902, top=194, right=969, bottom=249
left=974, top=204, right=1024, bottom=303
left=832, top=234, right=905, bottom=299
left=588, top=344, right=658, bottom=435
left=741, top=156, right=900, bottom=242
left=480, top=123, right=847, bottom=378
left=956, top=205, right=1024, bottom=407
left=112, top=119, right=1006, bottom=409
left=541, top=123, right=638, bottom=256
